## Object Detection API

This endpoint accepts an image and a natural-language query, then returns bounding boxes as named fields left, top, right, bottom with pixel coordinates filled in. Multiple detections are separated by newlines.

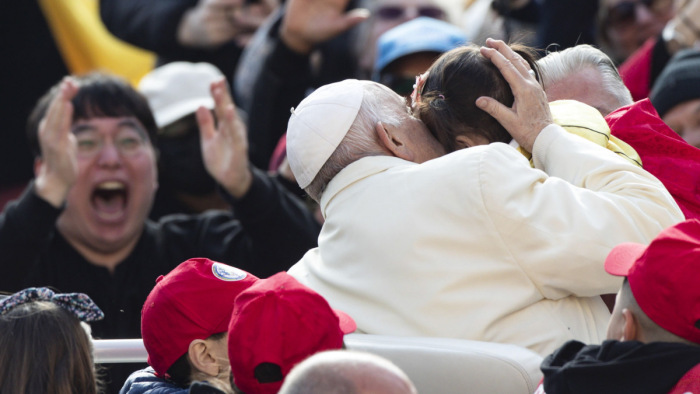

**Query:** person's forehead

left=546, top=67, right=619, bottom=114
left=72, top=116, right=150, bottom=135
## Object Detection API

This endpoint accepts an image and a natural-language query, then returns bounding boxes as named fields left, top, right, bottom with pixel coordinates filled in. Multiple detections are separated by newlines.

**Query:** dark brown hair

left=0, top=301, right=99, bottom=394
left=26, top=72, right=158, bottom=158
left=415, top=44, right=541, bottom=153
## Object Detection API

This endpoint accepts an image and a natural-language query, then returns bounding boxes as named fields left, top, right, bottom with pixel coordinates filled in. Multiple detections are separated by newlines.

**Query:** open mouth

left=91, top=181, right=128, bottom=221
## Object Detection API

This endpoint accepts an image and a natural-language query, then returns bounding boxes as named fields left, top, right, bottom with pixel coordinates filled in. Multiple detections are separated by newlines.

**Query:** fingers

left=475, top=96, right=513, bottom=127
left=479, top=46, right=524, bottom=93
left=484, top=38, right=532, bottom=79
left=343, top=8, right=371, bottom=27
left=210, top=79, right=235, bottom=124
left=42, top=78, right=78, bottom=141
left=196, top=106, right=216, bottom=141
left=208, top=79, right=246, bottom=143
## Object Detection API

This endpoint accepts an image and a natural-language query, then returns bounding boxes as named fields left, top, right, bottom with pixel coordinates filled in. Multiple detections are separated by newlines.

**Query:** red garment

left=669, top=363, right=700, bottom=393
left=619, top=38, right=656, bottom=102
left=606, top=98, right=700, bottom=220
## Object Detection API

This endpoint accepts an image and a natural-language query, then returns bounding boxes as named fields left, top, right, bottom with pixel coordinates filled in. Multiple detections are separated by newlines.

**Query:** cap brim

left=333, top=309, right=357, bottom=334
left=605, top=242, right=647, bottom=276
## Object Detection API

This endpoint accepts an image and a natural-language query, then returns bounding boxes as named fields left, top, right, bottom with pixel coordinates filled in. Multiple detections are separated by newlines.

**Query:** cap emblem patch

left=212, top=263, right=247, bottom=281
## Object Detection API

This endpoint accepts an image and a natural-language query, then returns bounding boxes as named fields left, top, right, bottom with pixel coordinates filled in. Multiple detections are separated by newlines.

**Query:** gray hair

left=278, top=350, right=417, bottom=394
left=537, top=44, right=633, bottom=111
left=304, top=83, right=407, bottom=202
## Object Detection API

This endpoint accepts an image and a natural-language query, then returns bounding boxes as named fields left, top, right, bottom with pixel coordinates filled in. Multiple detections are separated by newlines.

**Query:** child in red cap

left=121, top=258, right=258, bottom=393
left=536, top=219, right=700, bottom=394
left=227, top=272, right=356, bottom=394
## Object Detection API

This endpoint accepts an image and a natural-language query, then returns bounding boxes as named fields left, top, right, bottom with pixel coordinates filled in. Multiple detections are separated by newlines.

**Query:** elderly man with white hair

left=537, top=44, right=633, bottom=116
left=286, top=39, right=682, bottom=357
left=536, top=44, right=700, bottom=221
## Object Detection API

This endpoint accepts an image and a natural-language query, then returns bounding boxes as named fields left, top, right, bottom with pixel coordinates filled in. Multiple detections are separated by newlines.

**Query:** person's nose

left=403, top=6, right=419, bottom=21
left=96, top=140, right=123, bottom=167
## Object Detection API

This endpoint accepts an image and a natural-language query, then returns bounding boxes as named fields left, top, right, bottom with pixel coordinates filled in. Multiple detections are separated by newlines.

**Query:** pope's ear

left=375, top=121, right=413, bottom=161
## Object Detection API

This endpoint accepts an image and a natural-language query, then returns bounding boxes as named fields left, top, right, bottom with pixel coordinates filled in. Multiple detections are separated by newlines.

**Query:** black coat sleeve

left=0, top=184, right=61, bottom=291
left=226, top=167, right=320, bottom=276
left=156, top=167, right=319, bottom=278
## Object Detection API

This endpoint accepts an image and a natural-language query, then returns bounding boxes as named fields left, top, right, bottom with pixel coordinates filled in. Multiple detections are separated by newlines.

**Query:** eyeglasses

left=375, top=5, right=445, bottom=20
left=73, top=127, right=150, bottom=159
left=604, top=0, right=674, bottom=29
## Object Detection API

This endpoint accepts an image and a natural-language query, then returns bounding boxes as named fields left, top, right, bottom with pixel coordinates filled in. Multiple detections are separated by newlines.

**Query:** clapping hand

left=35, top=77, right=79, bottom=208
left=197, top=79, right=253, bottom=199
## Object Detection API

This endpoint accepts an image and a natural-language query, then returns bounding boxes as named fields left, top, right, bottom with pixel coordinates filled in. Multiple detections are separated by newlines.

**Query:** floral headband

left=410, top=71, right=429, bottom=113
left=410, top=71, right=446, bottom=114
left=0, top=287, right=104, bottom=322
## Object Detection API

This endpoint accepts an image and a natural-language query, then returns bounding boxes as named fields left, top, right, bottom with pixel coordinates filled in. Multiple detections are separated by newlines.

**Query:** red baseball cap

left=228, top=272, right=356, bottom=394
left=605, top=219, right=700, bottom=344
left=141, top=258, right=258, bottom=377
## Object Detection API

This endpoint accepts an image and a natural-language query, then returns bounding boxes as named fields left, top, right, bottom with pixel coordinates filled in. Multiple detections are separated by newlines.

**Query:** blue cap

left=373, top=17, right=468, bottom=80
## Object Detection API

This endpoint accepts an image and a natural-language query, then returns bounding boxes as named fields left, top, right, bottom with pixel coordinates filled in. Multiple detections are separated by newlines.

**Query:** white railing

left=94, top=338, right=148, bottom=364
left=93, top=335, right=544, bottom=394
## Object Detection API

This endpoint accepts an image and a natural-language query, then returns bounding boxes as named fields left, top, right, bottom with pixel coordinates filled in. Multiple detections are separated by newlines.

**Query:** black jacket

left=541, top=340, right=700, bottom=394
left=0, top=168, right=319, bottom=393
left=0, top=167, right=319, bottom=339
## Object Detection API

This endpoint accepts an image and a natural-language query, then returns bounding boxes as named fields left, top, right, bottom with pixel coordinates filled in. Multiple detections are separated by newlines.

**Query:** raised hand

left=280, top=0, right=370, bottom=54
left=178, top=0, right=275, bottom=48
left=35, top=77, right=79, bottom=208
left=197, top=79, right=253, bottom=198
left=475, top=38, right=553, bottom=152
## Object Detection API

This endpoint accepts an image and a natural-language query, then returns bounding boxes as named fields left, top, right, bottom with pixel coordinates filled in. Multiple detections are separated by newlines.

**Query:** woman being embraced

left=413, top=41, right=640, bottom=167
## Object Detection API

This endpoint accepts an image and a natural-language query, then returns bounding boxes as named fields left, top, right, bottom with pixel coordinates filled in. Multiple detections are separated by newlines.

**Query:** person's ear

left=455, top=134, right=490, bottom=150
left=34, top=157, right=43, bottom=177
left=455, top=135, right=473, bottom=150
left=375, top=121, right=413, bottom=161
left=188, top=339, right=220, bottom=377
left=621, top=308, right=639, bottom=342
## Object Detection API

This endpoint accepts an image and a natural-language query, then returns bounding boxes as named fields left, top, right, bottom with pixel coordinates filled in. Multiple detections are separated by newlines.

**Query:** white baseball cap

left=287, top=80, right=365, bottom=189
left=138, top=62, right=224, bottom=128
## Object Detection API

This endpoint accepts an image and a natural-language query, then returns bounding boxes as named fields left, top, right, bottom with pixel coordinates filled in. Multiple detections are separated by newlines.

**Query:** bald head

left=278, top=350, right=418, bottom=394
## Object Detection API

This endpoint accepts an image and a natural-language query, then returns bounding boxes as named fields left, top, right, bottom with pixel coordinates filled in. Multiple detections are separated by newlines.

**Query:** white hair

left=278, top=350, right=417, bottom=394
left=537, top=44, right=633, bottom=110
left=304, top=83, right=408, bottom=202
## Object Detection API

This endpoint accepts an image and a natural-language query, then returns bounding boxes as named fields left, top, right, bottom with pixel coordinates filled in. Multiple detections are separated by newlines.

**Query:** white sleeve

left=481, top=125, right=683, bottom=299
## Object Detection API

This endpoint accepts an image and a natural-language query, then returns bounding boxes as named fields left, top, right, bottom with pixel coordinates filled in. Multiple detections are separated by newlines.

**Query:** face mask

left=157, top=118, right=217, bottom=196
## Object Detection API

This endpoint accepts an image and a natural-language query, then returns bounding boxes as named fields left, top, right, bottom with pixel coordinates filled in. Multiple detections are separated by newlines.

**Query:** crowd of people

left=3, top=0, right=700, bottom=392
